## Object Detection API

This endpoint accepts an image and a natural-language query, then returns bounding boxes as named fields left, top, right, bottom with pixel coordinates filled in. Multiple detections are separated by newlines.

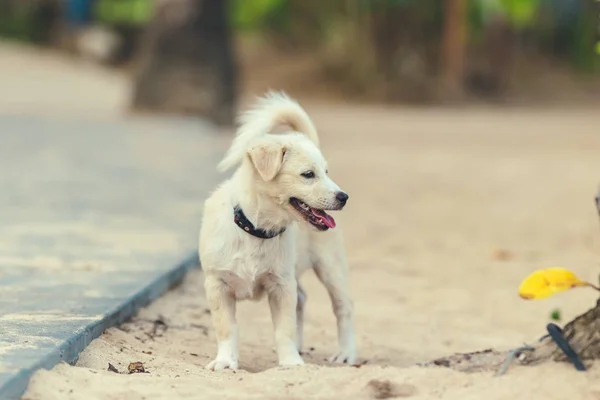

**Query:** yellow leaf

left=518, top=267, right=589, bottom=300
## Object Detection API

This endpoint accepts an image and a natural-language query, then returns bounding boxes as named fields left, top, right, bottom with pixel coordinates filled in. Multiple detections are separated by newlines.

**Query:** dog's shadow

left=237, top=348, right=369, bottom=373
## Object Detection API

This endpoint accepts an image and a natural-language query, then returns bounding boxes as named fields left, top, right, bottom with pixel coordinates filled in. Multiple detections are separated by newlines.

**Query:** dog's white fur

left=199, top=91, right=356, bottom=370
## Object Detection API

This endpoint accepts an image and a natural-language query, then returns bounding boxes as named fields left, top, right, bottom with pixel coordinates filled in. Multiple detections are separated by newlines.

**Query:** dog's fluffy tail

left=217, top=90, right=319, bottom=172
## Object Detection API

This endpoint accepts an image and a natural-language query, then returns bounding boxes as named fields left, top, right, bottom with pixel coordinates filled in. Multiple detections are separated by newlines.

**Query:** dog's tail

left=217, top=90, right=319, bottom=172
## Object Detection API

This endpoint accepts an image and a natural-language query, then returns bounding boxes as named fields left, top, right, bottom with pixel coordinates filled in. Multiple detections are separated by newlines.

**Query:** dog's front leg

left=204, top=274, right=239, bottom=371
left=296, top=283, right=306, bottom=352
left=267, top=275, right=305, bottom=367
left=314, top=261, right=357, bottom=365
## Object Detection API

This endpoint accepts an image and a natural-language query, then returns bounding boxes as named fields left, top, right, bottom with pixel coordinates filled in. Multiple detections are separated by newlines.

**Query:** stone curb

left=0, top=252, right=200, bottom=400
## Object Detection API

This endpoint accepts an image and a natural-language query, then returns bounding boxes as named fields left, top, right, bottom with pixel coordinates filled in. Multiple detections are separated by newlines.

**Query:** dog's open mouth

left=289, top=197, right=336, bottom=230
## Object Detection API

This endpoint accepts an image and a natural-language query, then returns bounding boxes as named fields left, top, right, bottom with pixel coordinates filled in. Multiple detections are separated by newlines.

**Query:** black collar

left=233, top=205, right=286, bottom=239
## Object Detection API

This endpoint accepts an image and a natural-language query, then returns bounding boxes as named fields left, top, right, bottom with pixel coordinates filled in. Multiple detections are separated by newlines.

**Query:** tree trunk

left=131, top=0, right=237, bottom=126
left=441, top=0, right=467, bottom=100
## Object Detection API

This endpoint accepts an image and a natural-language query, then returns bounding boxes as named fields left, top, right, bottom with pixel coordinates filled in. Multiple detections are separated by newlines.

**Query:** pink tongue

left=311, top=209, right=336, bottom=229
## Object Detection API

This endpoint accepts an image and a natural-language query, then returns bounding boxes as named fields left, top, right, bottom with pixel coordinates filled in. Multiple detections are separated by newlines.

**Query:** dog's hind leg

left=296, top=283, right=306, bottom=352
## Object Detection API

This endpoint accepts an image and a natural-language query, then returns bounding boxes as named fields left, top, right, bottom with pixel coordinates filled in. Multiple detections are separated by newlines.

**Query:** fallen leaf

left=518, top=267, right=591, bottom=300
left=128, top=361, right=146, bottom=374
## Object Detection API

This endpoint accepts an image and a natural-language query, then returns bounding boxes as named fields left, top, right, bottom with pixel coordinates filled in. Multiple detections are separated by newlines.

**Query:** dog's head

left=246, top=134, right=348, bottom=231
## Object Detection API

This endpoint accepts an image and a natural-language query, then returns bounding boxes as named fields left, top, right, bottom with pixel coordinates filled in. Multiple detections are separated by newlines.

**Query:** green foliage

left=227, top=0, right=597, bottom=76
left=94, top=0, right=153, bottom=27
left=0, top=0, right=594, bottom=76
left=0, top=4, right=37, bottom=42
left=570, top=4, right=599, bottom=73
left=500, top=0, right=540, bottom=28
left=467, top=0, right=485, bottom=42
left=229, top=0, right=287, bottom=30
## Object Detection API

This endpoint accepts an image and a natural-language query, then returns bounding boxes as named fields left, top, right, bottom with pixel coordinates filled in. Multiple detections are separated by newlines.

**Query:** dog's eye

left=301, top=171, right=315, bottom=179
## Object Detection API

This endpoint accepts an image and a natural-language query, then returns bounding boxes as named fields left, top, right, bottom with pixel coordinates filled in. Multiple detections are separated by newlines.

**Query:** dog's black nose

left=336, top=191, right=349, bottom=205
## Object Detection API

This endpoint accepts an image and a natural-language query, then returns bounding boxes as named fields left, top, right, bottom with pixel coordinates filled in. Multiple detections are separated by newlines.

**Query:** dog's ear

left=247, top=143, right=286, bottom=181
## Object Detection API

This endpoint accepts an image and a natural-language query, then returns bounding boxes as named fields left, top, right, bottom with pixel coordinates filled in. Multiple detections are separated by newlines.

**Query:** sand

left=4, top=40, right=600, bottom=400
left=19, top=104, right=600, bottom=400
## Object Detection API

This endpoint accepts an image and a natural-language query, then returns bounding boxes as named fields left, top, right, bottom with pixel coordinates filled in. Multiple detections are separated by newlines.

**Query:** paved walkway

left=0, top=114, right=226, bottom=398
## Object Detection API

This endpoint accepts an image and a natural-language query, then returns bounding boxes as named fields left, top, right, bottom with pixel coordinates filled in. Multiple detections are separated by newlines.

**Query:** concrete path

left=0, top=114, right=226, bottom=399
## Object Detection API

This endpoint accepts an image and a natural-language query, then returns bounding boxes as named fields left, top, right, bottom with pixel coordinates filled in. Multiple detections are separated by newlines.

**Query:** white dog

left=199, top=91, right=356, bottom=370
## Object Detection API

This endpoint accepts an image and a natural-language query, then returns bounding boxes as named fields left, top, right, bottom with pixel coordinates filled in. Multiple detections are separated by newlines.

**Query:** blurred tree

left=31, top=0, right=62, bottom=45
left=91, top=0, right=153, bottom=65
left=367, top=0, right=442, bottom=102
left=0, top=0, right=61, bottom=44
left=571, top=0, right=598, bottom=72
left=230, top=0, right=285, bottom=31
left=131, top=0, right=237, bottom=126
left=441, top=0, right=467, bottom=99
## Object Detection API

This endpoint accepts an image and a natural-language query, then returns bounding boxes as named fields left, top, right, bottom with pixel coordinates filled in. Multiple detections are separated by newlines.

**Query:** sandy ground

left=4, top=41, right=600, bottom=399
left=21, top=106, right=600, bottom=400
left=0, top=41, right=130, bottom=119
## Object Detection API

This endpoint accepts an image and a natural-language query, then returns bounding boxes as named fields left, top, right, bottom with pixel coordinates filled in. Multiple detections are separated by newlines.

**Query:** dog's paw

left=206, top=358, right=238, bottom=371
left=328, top=349, right=356, bottom=365
left=278, top=352, right=305, bottom=367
